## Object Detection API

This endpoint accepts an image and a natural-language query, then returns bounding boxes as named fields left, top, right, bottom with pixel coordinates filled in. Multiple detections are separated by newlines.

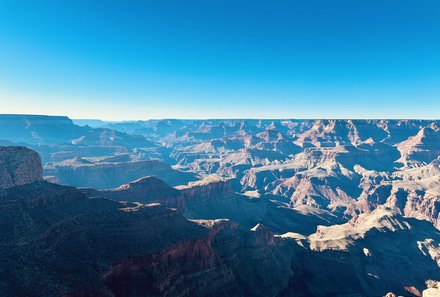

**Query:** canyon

left=0, top=114, right=439, bottom=297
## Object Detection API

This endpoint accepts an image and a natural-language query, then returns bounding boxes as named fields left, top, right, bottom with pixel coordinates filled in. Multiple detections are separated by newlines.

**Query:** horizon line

left=1, top=113, right=439, bottom=122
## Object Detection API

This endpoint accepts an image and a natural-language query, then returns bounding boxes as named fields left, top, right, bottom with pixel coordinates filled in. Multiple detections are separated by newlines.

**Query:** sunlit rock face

left=423, top=281, right=440, bottom=297
left=397, top=127, right=440, bottom=167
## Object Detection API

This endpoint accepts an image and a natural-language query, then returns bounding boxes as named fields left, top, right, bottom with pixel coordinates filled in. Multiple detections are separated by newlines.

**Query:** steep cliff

left=0, top=147, right=297, bottom=297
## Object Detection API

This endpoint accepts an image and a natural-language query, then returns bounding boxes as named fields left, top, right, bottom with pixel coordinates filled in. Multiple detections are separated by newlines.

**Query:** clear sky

left=0, top=0, right=439, bottom=120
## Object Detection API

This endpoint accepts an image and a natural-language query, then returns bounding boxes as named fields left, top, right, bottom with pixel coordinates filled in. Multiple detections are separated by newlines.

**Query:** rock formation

left=0, top=147, right=300, bottom=297
left=397, top=126, right=440, bottom=167
left=423, top=280, right=440, bottom=297
left=297, top=207, right=440, bottom=296
left=1, top=116, right=440, bottom=296
left=0, top=146, right=43, bottom=188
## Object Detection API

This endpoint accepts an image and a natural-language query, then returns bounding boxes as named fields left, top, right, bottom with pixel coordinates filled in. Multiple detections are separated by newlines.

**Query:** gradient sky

left=0, top=0, right=439, bottom=120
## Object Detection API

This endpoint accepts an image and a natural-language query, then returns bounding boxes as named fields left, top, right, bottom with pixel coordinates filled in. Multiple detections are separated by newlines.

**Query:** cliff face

left=296, top=207, right=440, bottom=297
left=0, top=147, right=297, bottom=297
left=283, top=204, right=440, bottom=297
left=102, top=220, right=296, bottom=297
left=397, top=127, right=440, bottom=167
left=176, top=175, right=235, bottom=209
left=0, top=146, right=43, bottom=189
left=0, top=161, right=210, bottom=296
left=357, top=158, right=440, bottom=228
left=0, top=184, right=296, bottom=297
left=0, top=202, right=210, bottom=297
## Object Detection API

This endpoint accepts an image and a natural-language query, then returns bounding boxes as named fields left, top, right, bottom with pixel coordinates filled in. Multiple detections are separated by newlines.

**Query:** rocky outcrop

left=102, top=220, right=296, bottom=297
left=177, top=175, right=235, bottom=206
left=423, top=280, right=440, bottom=297
left=357, top=159, right=440, bottom=228
left=293, top=120, right=358, bottom=147
left=0, top=199, right=210, bottom=296
left=295, top=207, right=440, bottom=296
left=0, top=146, right=43, bottom=188
left=0, top=181, right=296, bottom=297
left=397, top=127, right=440, bottom=167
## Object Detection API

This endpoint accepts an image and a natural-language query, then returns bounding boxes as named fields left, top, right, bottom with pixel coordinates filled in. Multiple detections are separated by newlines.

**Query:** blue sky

left=0, top=0, right=439, bottom=120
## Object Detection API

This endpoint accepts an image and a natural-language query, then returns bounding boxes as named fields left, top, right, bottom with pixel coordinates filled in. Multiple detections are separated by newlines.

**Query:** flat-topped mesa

left=0, top=114, right=89, bottom=145
left=176, top=175, right=235, bottom=203
left=0, top=146, right=43, bottom=189
left=0, top=114, right=73, bottom=125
